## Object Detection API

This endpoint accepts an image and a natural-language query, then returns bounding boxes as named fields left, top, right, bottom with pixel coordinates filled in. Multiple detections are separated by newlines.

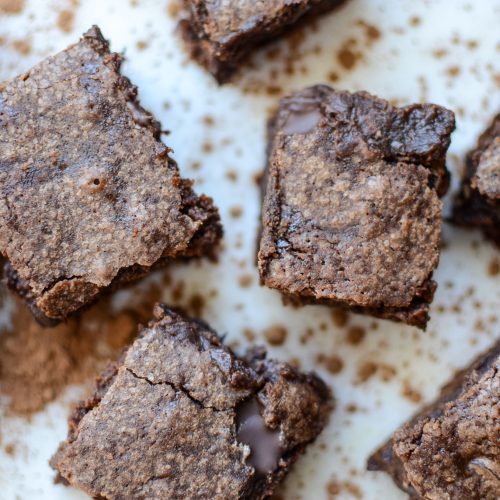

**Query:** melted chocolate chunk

left=237, top=398, right=282, bottom=475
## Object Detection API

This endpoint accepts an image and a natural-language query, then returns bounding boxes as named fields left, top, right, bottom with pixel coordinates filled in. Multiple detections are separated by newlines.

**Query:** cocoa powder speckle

left=488, top=257, right=499, bottom=276
left=57, top=10, right=75, bottom=33
left=0, top=0, right=24, bottom=14
left=264, top=324, right=288, bottom=346
left=346, top=326, right=365, bottom=345
left=356, top=361, right=377, bottom=383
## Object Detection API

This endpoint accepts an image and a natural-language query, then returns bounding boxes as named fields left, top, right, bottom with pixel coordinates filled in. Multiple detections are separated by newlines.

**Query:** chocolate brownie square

left=0, top=26, right=222, bottom=326
left=368, top=341, right=500, bottom=500
left=51, top=305, right=332, bottom=499
left=452, top=113, right=500, bottom=246
left=179, top=0, right=345, bottom=83
left=258, top=85, right=455, bottom=329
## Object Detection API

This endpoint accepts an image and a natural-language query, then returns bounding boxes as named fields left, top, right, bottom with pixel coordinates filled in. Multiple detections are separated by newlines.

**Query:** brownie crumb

left=264, top=324, right=288, bottom=346
left=408, top=15, right=421, bottom=27
left=11, top=38, right=31, bottom=55
left=243, top=328, right=256, bottom=342
left=327, top=479, right=363, bottom=499
left=230, top=205, right=243, bottom=218
left=187, top=293, right=205, bottom=317
left=336, top=39, right=361, bottom=70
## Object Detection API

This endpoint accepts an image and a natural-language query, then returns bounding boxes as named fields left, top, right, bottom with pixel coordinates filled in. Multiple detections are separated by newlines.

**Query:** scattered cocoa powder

left=317, top=354, right=344, bottom=375
left=336, top=39, right=361, bottom=70
left=355, top=361, right=377, bottom=383
left=331, top=308, right=349, bottom=328
left=0, top=0, right=24, bottom=14
left=327, top=479, right=363, bottom=499
left=346, top=326, right=365, bottom=345
left=238, top=274, right=253, bottom=288
left=264, top=324, right=288, bottom=346
left=0, top=277, right=165, bottom=417
left=12, top=38, right=31, bottom=55
left=57, top=9, right=74, bottom=33
left=488, top=257, right=499, bottom=276
left=229, top=205, right=243, bottom=218
left=401, top=380, right=423, bottom=403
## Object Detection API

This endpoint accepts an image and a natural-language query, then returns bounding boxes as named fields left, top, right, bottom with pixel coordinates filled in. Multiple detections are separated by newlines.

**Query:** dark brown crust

left=0, top=27, right=222, bottom=326
left=367, top=341, right=500, bottom=499
left=452, top=113, right=500, bottom=246
left=258, top=86, right=455, bottom=329
left=51, top=305, right=332, bottom=499
left=179, top=0, right=345, bottom=83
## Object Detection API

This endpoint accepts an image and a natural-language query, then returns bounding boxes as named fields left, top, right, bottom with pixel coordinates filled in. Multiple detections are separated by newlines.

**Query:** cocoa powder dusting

left=0, top=279, right=164, bottom=416
left=0, top=0, right=24, bottom=14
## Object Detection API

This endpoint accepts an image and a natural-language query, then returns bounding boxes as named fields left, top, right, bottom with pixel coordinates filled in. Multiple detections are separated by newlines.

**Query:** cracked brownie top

left=0, top=26, right=221, bottom=322
left=51, top=305, right=332, bottom=500
left=258, top=85, right=455, bottom=328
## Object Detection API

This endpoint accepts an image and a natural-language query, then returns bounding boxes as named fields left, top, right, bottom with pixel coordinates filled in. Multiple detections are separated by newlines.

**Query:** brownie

left=368, top=341, right=500, bottom=499
left=452, top=113, right=500, bottom=246
left=0, top=26, right=222, bottom=326
left=258, top=85, right=455, bottom=329
left=51, top=305, right=332, bottom=499
left=179, top=0, right=345, bottom=83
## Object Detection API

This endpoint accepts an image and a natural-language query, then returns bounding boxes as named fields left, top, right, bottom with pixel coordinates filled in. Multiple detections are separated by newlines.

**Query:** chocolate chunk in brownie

left=452, top=113, right=500, bottom=246
left=0, top=26, right=222, bottom=326
left=368, top=341, right=500, bottom=500
left=51, top=305, right=332, bottom=499
left=179, top=0, right=345, bottom=83
left=258, top=85, right=455, bottom=329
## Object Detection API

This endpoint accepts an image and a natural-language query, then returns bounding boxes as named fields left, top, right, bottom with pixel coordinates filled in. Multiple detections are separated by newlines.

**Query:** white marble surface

left=0, top=0, right=499, bottom=498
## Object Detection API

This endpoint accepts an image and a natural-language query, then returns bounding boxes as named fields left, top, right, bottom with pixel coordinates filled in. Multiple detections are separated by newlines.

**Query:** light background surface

left=0, top=0, right=499, bottom=498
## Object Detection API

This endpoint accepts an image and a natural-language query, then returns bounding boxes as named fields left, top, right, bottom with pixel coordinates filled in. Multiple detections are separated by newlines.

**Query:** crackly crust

left=452, top=113, right=500, bottom=246
left=51, top=305, right=332, bottom=499
left=0, top=26, right=222, bottom=325
left=368, top=341, right=500, bottom=499
left=179, top=0, right=345, bottom=83
left=258, top=86, right=455, bottom=329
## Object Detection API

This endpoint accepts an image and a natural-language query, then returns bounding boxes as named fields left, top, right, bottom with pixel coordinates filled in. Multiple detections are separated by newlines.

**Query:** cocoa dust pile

left=0, top=280, right=164, bottom=416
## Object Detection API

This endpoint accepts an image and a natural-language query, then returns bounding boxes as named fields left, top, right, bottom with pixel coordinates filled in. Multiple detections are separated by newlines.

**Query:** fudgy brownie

left=51, top=305, right=332, bottom=499
left=179, top=0, right=345, bottom=83
left=0, top=26, right=222, bottom=326
left=258, top=85, right=455, bottom=329
left=368, top=340, right=500, bottom=499
left=452, top=113, right=500, bottom=246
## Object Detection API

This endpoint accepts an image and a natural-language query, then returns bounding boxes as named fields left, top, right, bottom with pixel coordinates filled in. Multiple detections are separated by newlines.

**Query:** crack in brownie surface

left=180, top=0, right=345, bottom=82
left=368, top=341, right=500, bottom=499
left=453, top=113, right=500, bottom=245
left=51, top=305, right=332, bottom=499
left=258, top=85, right=455, bottom=329
left=0, top=26, right=221, bottom=324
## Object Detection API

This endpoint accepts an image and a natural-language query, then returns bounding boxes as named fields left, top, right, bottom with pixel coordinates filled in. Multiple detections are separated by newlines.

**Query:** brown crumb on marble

left=346, top=403, right=357, bottom=413
left=331, top=309, right=349, bottom=328
left=57, top=10, right=75, bottom=33
left=356, top=20, right=381, bottom=44
left=346, top=326, right=365, bottom=345
left=4, top=443, right=15, bottom=455
left=225, top=169, right=238, bottom=182
left=488, top=257, right=499, bottom=276
left=379, top=363, right=397, bottom=381
left=136, top=40, right=149, bottom=51
left=238, top=274, right=253, bottom=288
left=201, top=141, right=213, bottom=153
left=264, top=324, right=288, bottom=346
left=0, top=0, right=24, bottom=14
left=401, top=380, right=423, bottom=403
left=432, top=48, right=448, bottom=59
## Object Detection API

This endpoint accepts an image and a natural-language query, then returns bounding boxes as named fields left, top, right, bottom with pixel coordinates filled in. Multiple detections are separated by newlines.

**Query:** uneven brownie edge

left=452, top=113, right=500, bottom=246
left=367, top=341, right=500, bottom=499
left=51, top=305, right=332, bottom=499
left=178, top=0, right=345, bottom=83
left=258, top=85, right=455, bottom=329
left=0, top=26, right=222, bottom=326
